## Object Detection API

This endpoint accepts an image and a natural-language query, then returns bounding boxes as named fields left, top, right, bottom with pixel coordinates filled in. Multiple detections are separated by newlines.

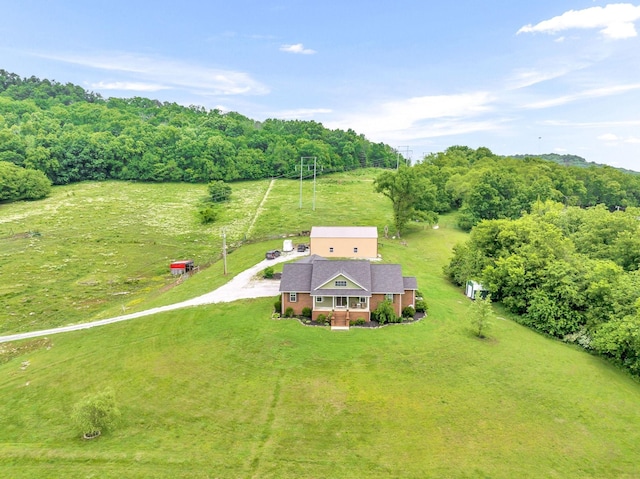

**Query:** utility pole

left=396, top=146, right=409, bottom=169
left=312, top=157, right=317, bottom=211
left=222, top=228, right=227, bottom=275
left=299, top=157, right=304, bottom=209
left=298, top=156, right=317, bottom=209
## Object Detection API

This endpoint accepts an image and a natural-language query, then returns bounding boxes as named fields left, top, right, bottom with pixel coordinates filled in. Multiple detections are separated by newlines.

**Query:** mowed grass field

left=1, top=171, right=640, bottom=478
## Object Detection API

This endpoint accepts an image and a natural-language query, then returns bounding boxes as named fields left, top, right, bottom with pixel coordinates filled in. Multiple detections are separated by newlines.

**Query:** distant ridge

left=511, top=153, right=639, bottom=175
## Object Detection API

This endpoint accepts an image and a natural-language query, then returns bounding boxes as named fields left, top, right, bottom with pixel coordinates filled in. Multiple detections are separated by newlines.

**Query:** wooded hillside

left=0, top=69, right=397, bottom=191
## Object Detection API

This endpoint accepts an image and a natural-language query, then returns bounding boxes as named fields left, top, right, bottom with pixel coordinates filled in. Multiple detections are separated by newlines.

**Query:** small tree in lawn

left=72, top=387, right=121, bottom=439
left=207, top=180, right=232, bottom=202
left=471, top=294, right=493, bottom=338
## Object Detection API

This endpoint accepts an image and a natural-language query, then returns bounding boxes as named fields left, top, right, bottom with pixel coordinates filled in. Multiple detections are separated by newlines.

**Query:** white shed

left=465, top=280, right=487, bottom=300
left=283, top=239, right=294, bottom=252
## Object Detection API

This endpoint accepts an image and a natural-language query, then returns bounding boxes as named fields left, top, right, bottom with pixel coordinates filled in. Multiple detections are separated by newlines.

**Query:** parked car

left=297, top=243, right=309, bottom=252
left=265, top=249, right=281, bottom=260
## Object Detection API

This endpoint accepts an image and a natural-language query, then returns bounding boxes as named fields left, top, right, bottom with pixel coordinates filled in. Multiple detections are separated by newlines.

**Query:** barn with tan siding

left=309, top=226, right=378, bottom=258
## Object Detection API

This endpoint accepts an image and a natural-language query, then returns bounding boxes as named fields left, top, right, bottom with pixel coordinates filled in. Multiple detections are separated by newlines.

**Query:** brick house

left=309, top=226, right=378, bottom=258
left=279, top=255, right=417, bottom=329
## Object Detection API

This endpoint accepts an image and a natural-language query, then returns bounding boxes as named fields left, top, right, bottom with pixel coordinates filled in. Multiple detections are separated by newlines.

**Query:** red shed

left=170, top=260, right=194, bottom=275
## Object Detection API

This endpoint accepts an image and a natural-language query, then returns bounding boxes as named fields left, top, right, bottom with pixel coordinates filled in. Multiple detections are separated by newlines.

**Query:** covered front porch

left=312, top=294, right=371, bottom=329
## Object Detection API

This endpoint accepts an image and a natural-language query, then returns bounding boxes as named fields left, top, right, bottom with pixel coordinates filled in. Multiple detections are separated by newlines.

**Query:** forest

left=394, top=147, right=640, bottom=376
left=0, top=69, right=397, bottom=202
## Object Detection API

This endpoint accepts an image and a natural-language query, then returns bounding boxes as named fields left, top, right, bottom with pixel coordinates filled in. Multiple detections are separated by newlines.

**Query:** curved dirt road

left=0, top=250, right=307, bottom=344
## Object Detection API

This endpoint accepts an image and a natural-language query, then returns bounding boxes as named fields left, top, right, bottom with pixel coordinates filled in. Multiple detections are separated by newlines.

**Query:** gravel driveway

left=0, top=250, right=308, bottom=344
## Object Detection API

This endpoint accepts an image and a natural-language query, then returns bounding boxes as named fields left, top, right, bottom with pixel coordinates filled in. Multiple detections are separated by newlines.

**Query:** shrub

left=349, top=318, right=366, bottom=326
left=415, top=299, right=427, bottom=313
left=284, top=307, right=294, bottom=318
left=402, top=305, right=416, bottom=318
left=197, top=206, right=218, bottom=224
left=72, top=387, right=121, bottom=438
left=373, top=300, right=397, bottom=325
left=301, top=307, right=312, bottom=318
left=274, top=298, right=282, bottom=313
left=208, top=180, right=232, bottom=202
left=316, top=314, right=327, bottom=325
left=263, top=266, right=274, bottom=279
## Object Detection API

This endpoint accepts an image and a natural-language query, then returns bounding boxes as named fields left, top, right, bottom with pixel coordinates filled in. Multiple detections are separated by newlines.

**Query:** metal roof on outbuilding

left=310, top=226, right=378, bottom=239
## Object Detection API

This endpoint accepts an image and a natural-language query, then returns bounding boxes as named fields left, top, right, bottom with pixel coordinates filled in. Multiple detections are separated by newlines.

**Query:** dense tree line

left=0, top=69, right=397, bottom=194
left=374, top=145, right=640, bottom=235
left=415, top=146, right=640, bottom=231
left=446, top=202, right=640, bottom=375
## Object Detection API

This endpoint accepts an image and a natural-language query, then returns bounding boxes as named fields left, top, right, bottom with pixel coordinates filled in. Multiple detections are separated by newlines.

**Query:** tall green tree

left=374, top=166, right=437, bottom=236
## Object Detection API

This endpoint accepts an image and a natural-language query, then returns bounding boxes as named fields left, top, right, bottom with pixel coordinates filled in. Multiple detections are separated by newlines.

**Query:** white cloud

left=506, top=66, right=578, bottom=89
left=35, top=51, right=270, bottom=96
left=272, top=108, right=332, bottom=119
left=596, top=133, right=640, bottom=144
left=279, top=43, right=316, bottom=55
left=517, top=4, right=640, bottom=40
left=523, top=83, right=640, bottom=109
left=327, top=92, right=500, bottom=142
left=90, top=81, right=170, bottom=92
left=598, top=133, right=620, bottom=141
left=541, top=119, right=640, bottom=128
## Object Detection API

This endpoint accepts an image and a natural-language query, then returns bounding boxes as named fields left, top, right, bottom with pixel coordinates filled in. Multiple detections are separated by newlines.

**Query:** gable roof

left=280, top=263, right=313, bottom=293
left=280, top=256, right=413, bottom=296
left=310, top=226, right=378, bottom=239
left=310, top=260, right=372, bottom=297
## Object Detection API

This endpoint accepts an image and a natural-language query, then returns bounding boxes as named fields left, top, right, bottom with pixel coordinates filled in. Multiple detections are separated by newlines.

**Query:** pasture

left=1, top=171, right=640, bottom=478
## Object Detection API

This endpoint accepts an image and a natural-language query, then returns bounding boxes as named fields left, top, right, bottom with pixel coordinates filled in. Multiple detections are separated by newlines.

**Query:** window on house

left=335, top=296, right=347, bottom=308
left=335, top=280, right=347, bottom=287
left=359, top=297, right=367, bottom=304
left=354, top=247, right=358, bottom=253
left=329, top=247, right=334, bottom=253
left=289, top=292, right=297, bottom=302
left=385, top=293, right=394, bottom=301
left=316, top=296, right=323, bottom=303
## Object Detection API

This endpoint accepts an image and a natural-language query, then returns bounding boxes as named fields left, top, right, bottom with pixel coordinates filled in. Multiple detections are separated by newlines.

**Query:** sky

left=1, top=1, right=639, bottom=170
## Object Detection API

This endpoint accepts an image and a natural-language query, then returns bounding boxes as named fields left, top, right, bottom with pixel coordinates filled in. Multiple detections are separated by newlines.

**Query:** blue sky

left=1, top=1, right=639, bottom=170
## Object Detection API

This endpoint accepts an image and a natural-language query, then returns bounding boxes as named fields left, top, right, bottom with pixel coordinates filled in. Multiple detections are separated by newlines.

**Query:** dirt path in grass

left=0, top=250, right=307, bottom=344
left=246, top=178, right=274, bottom=238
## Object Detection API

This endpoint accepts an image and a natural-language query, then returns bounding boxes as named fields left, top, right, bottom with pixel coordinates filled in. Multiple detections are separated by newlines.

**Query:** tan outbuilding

left=309, top=226, right=378, bottom=259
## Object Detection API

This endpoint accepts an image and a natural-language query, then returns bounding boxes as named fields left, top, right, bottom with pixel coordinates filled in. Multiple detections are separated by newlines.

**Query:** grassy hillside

left=1, top=173, right=640, bottom=478
left=0, top=169, right=392, bottom=333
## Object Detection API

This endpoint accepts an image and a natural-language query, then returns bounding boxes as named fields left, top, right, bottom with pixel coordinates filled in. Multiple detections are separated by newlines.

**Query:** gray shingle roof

left=310, top=260, right=371, bottom=292
left=403, top=277, right=418, bottom=290
left=279, top=263, right=313, bottom=292
left=371, top=264, right=405, bottom=294
left=280, top=256, right=415, bottom=296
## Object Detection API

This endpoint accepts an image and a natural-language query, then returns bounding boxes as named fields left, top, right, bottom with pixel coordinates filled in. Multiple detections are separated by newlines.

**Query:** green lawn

left=1, top=173, right=640, bottom=477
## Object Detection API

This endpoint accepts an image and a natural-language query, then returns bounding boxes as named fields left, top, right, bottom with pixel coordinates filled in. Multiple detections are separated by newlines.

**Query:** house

left=279, top=255, right=417, bottom=328
left=309, top=226, right=378, bottom=258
